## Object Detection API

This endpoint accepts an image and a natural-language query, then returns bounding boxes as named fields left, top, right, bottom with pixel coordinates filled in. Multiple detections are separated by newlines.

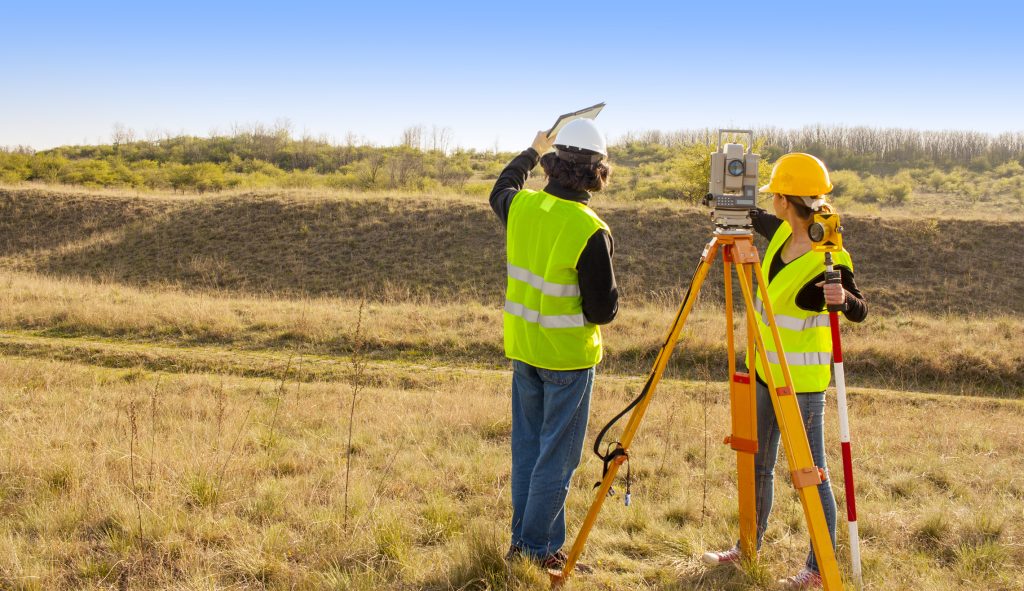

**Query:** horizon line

left=6, top=121, right=1024, bottom=154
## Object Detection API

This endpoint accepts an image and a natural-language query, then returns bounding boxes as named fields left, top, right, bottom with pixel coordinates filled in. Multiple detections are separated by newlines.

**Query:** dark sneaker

left=504, top=545, right=521, bottom=563
left=540, top=550, right=594, bottom=574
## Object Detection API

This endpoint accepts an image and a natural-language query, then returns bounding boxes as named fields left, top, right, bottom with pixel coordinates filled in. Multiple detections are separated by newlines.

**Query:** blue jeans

left=510, top=360, right=594, bottom=558
left=752, top=379, right=837, bottom=573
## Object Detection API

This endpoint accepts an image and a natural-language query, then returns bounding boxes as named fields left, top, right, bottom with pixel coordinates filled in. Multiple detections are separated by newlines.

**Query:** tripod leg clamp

left=791, top=467, right=827, bottom=489
left=724, top=435, right=758, bottom=454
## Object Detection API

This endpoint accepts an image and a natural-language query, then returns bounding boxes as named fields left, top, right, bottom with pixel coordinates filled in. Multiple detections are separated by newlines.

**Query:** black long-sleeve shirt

left=489, top=148, right=618, bottom=325
left=751, top=208, right=867, bottom=322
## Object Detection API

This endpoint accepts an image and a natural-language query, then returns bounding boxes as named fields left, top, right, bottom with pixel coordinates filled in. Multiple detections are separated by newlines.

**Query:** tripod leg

left=735, top=262, right=844, bottom=591
left=724, top=251, right=758, bottom=558
left=552, top=245, right=720, bottom=587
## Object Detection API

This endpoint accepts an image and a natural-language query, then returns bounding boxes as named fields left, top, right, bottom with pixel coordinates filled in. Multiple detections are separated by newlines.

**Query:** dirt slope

left=2, top=187, right=1017, bottom=314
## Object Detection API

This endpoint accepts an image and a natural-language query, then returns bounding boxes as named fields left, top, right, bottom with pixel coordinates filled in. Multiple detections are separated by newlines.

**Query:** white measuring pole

left=825, top=252, right=863, bottom=589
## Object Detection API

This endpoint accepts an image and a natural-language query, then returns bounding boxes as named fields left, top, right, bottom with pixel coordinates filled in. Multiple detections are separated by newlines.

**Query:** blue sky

left=2, top=1, right=1022, bottom=151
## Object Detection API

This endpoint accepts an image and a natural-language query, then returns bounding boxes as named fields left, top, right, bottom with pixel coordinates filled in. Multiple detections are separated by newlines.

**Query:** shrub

left=879, top=171, right=914, bottom=206
left=279, top=170, right=318, bottom=189
left=58, top=159, right=119, bottom=187
left=839, top=172, right=914, bottom=206
left=323, top=172, right=361, bottom=190
left=169, top=162, right=230, bottom=193
left=993, top=160, right=1024, bottom=178
left=27, top=153, right=69, bottom=183
left=830, top=170, right=866, bottom=201
left=462, top=182, right=491, bottom=197
left=0, top=151, right=33, bottom=183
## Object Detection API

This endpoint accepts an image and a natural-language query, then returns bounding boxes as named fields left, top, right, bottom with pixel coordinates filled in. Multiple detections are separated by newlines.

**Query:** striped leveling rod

left=825, top=252, right=863, bottom=590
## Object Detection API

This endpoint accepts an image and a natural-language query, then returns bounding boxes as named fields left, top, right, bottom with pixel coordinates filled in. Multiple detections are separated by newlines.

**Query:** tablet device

left=547, top=102, right=606, bottom=138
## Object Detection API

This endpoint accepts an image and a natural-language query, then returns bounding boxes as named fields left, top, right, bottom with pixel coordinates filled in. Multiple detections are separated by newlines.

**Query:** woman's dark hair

left=783, top=195, right=815, bottom=220
left=540, top=152, right=612, bottom=193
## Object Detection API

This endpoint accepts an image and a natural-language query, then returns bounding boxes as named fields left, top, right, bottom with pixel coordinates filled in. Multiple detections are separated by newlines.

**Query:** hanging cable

left=591, top=254, right=705, bottom=494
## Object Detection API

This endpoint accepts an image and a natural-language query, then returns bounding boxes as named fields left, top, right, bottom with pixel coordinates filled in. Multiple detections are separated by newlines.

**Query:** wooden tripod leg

left=551, top=241, right=720, bottom=587
left=724, top=249, right=758, bottom=558
left=735, top=261, right=843, bottom=591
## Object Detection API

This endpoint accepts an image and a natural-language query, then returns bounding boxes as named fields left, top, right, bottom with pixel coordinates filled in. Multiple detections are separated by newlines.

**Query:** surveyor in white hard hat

left=489, top=118, right=617, bottom=573
left=701, top=153, right=868, bottom=589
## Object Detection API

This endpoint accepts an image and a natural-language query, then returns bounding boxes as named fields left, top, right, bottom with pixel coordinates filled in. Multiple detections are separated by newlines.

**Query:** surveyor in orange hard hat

left=489, top=118, right=618, bottom=573
left=701, top=153, right=869, bottom=590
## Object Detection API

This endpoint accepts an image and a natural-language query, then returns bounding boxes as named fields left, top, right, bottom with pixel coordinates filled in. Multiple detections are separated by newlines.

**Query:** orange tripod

left=550, top=231, right=844, bottom=590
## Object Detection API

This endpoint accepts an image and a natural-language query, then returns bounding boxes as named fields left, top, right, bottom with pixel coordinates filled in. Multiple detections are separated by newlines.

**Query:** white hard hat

left=554, top=118, right=607, bottom=160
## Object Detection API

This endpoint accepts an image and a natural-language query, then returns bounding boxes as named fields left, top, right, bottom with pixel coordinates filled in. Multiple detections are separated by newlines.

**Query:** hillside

left=1, top=187, right=1022, bottom=590
left=1, top=187, right=1021, bottom=316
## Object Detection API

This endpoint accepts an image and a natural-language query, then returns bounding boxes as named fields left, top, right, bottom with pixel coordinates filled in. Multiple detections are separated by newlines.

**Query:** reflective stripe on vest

left=503, top=301, right=585, bottom=329
left=765, top=350, right=833, bottom=366
left=507, top=263, right=581, bottom=297
left=754, top=298, right=832, bottom=331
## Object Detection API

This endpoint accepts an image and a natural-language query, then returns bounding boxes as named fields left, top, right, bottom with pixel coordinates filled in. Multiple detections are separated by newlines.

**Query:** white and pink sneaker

left=777, top=567, right=823, bottom=589
left=701, top=546, right=741, bottom=565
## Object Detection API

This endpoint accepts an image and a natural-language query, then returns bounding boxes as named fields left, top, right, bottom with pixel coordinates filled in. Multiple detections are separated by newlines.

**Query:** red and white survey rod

left=825, top=252, right=863, bottom=589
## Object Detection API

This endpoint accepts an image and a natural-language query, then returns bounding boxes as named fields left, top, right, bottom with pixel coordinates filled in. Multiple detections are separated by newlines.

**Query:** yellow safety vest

left=750, top=222, right=854, bottom=393
left=503, top=189, right=609, bottom=370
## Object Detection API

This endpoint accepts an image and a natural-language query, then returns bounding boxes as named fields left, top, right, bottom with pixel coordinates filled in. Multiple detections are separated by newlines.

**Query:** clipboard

left=546, top=102, right=606, bottom=138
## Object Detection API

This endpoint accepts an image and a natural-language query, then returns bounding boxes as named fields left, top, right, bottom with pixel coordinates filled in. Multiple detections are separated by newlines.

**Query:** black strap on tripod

left=591, top=256, right=704, bottom=493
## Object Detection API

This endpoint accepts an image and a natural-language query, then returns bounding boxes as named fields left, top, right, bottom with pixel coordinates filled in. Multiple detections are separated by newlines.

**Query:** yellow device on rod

left=809, top=211, right=843, bottom=252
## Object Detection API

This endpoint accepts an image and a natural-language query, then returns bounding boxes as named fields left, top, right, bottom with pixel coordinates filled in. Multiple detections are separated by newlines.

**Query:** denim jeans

left=752, top=379, right=837, bottom=573
left=510, top=360, right=594, bottom=558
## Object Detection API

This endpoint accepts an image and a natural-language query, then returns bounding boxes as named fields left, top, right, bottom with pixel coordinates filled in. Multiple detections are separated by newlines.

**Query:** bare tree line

left=13, top=122, right=1022, bottom=169
left=617, top=125, right=1024, bottom=167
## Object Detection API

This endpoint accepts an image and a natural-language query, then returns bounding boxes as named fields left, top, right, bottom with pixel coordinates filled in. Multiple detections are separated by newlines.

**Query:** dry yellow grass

left=0, top=351, right=1021, bottom=590
left=1, top=186, right=1022, bottom=589
left=1, top=271, right=1021, bottom=396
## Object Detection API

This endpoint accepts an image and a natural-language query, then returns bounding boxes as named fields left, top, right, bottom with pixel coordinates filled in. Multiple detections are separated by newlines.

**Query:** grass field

left=2, top=347, right=1022, bottom=590
left=1, top=186, right=1022, bottom=589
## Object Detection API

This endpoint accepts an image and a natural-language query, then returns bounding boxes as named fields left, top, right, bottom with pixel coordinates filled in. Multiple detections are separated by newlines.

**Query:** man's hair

left=540, top=152, right=612, bottom=193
